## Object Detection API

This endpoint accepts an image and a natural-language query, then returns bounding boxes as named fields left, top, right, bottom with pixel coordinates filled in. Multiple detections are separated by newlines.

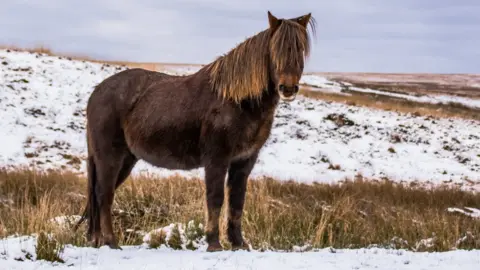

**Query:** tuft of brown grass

left=35, top=231, right=65, bottom=263
left=1, top=167, right=479, bottom=252
left=146, top=230, right=167, bottom=249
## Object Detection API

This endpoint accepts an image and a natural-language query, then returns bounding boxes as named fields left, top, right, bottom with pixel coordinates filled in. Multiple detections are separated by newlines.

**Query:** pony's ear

left=268, top=11, right=281, bottom=29
left=292, top=13, right=311, bottom=28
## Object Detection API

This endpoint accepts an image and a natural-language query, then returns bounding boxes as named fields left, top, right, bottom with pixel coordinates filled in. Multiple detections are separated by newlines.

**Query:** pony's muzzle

left=278, top=84, right=299, bottom=102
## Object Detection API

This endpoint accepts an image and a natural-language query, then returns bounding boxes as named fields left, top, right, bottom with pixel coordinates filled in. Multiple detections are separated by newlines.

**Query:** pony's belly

left=136, top=150, right=202, bottom=170
left=125, top=130, right=203, bottom=170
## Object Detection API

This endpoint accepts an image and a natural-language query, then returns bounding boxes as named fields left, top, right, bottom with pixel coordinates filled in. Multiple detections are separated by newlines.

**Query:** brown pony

left=75, top=11, right=316, bottom=252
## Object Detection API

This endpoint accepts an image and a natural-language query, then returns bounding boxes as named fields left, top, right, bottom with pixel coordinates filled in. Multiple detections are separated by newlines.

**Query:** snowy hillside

left=0, top=49, right=480, bottom=191
left=2, top=235, right=480, bottom=270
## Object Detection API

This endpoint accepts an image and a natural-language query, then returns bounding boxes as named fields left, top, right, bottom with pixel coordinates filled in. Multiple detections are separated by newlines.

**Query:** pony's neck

left=239, top=69, right=280, bottom=111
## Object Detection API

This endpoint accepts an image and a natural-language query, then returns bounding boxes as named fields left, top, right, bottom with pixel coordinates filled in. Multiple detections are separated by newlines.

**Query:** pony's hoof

left=88, top=240, right=100, bottom=248
left=108, top=244, right=122, bottom=250
left=232, top=241, right=250, bottom=251
left=103, top=239, right=122, bottom=250
left=87, top=235, right=101, bottom=248
left=206, top=243, right=223, bottom=252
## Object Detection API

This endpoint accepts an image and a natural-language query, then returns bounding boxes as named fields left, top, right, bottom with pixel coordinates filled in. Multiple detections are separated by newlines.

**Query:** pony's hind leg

left=115, top=152, right=137, bottom=189
left=82, top=150, right=136, bottom=248
left=90, top=138, right=136, bottom=248
left=86, top=155, right=101, bottom=247
left=99, top=150, right=137, bottom=249
left=226, top=153, right=258, bottom=251
left=93, top=152, right=124, bottom=249
left=97, top=150, right=137, bottom=250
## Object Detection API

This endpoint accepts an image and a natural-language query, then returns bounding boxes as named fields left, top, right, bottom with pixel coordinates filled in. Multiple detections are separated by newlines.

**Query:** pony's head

left=267, top=11, right=315, bottom=102
left=207, top=11, right=316, bottom=104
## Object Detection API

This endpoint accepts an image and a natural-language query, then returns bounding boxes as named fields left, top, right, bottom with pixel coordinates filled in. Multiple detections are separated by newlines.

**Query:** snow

left=49, top=216, right=82, bottom=230
left=300, top=74, right=480, bottom=109
left=156, top=64, right=203, bottom=76
left=142, top=221, right=207, bottom=251
left=1, top=235, right=480, bottom=270
left=1, top=49, right=480, bottom=191
left=301, top=74, right=346, bottom=93
left=447, top=207, right=480, bottom=219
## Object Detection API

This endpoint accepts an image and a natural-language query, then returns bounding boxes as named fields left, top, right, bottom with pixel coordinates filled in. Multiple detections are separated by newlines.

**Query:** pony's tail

left=73, top=155, right=97, bottom=235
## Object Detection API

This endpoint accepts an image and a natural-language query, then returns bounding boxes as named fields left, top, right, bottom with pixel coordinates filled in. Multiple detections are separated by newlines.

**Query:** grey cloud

left=0, top=0, right=478, bottom=73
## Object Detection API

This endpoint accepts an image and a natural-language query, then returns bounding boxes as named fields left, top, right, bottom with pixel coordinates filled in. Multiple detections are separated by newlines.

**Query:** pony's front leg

left=204, top=161, right=229, bottom=252
left=226, top=153, right=258, bottom=251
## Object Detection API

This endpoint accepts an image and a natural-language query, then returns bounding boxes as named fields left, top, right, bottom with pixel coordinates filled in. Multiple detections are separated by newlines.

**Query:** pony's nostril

left=278, top=84, right=286, bottom=91
left=294, top=85, right=299, bottom=92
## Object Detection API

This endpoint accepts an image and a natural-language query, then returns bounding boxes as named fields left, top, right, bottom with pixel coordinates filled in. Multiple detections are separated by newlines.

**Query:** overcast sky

left=1, top=0, right=479, bottom=73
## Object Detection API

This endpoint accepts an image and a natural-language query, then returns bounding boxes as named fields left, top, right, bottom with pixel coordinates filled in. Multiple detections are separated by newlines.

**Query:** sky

left=1, top=0, right=479, bottom=73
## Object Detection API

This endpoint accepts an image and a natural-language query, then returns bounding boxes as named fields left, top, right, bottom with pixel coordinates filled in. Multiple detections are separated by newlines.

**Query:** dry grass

left=0, top=45, right=162, bottom=71
left=1, top=167, right=479, bottom=253
left=299, top=87, right=480, bottom=121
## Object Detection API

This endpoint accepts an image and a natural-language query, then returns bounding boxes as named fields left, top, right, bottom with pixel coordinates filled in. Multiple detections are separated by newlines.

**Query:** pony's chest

left=232, top=115, right=275, bottom=160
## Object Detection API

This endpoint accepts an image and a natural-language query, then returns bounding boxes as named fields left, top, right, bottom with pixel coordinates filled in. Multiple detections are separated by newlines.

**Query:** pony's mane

left=206, top=17, right=316, bottom=103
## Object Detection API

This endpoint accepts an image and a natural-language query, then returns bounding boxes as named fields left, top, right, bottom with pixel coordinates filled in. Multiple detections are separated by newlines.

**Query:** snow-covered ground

left=2, top=235, right=480, bottom=270
left=301, top=74, right=480, bottom=109
left=1, top=50, right=480, bottom=269
left=1, top=49, right=480, bottom=191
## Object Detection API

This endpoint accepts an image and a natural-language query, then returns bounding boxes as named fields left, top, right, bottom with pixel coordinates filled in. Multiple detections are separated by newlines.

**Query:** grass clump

left=146, top=230, right=166, bottom=249
left=35, top=231, right=64, bottom=263
left=185, top=220, right=205, bottom=250
left=166, top=224, right=183, bottom=250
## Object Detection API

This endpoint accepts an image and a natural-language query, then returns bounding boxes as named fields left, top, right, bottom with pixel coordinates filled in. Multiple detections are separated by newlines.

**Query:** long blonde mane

left=206, top=17, right=316, bottom=103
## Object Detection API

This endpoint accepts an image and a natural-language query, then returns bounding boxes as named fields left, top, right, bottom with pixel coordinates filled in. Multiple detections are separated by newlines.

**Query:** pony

left=74, top=11, right=316, bottom=252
